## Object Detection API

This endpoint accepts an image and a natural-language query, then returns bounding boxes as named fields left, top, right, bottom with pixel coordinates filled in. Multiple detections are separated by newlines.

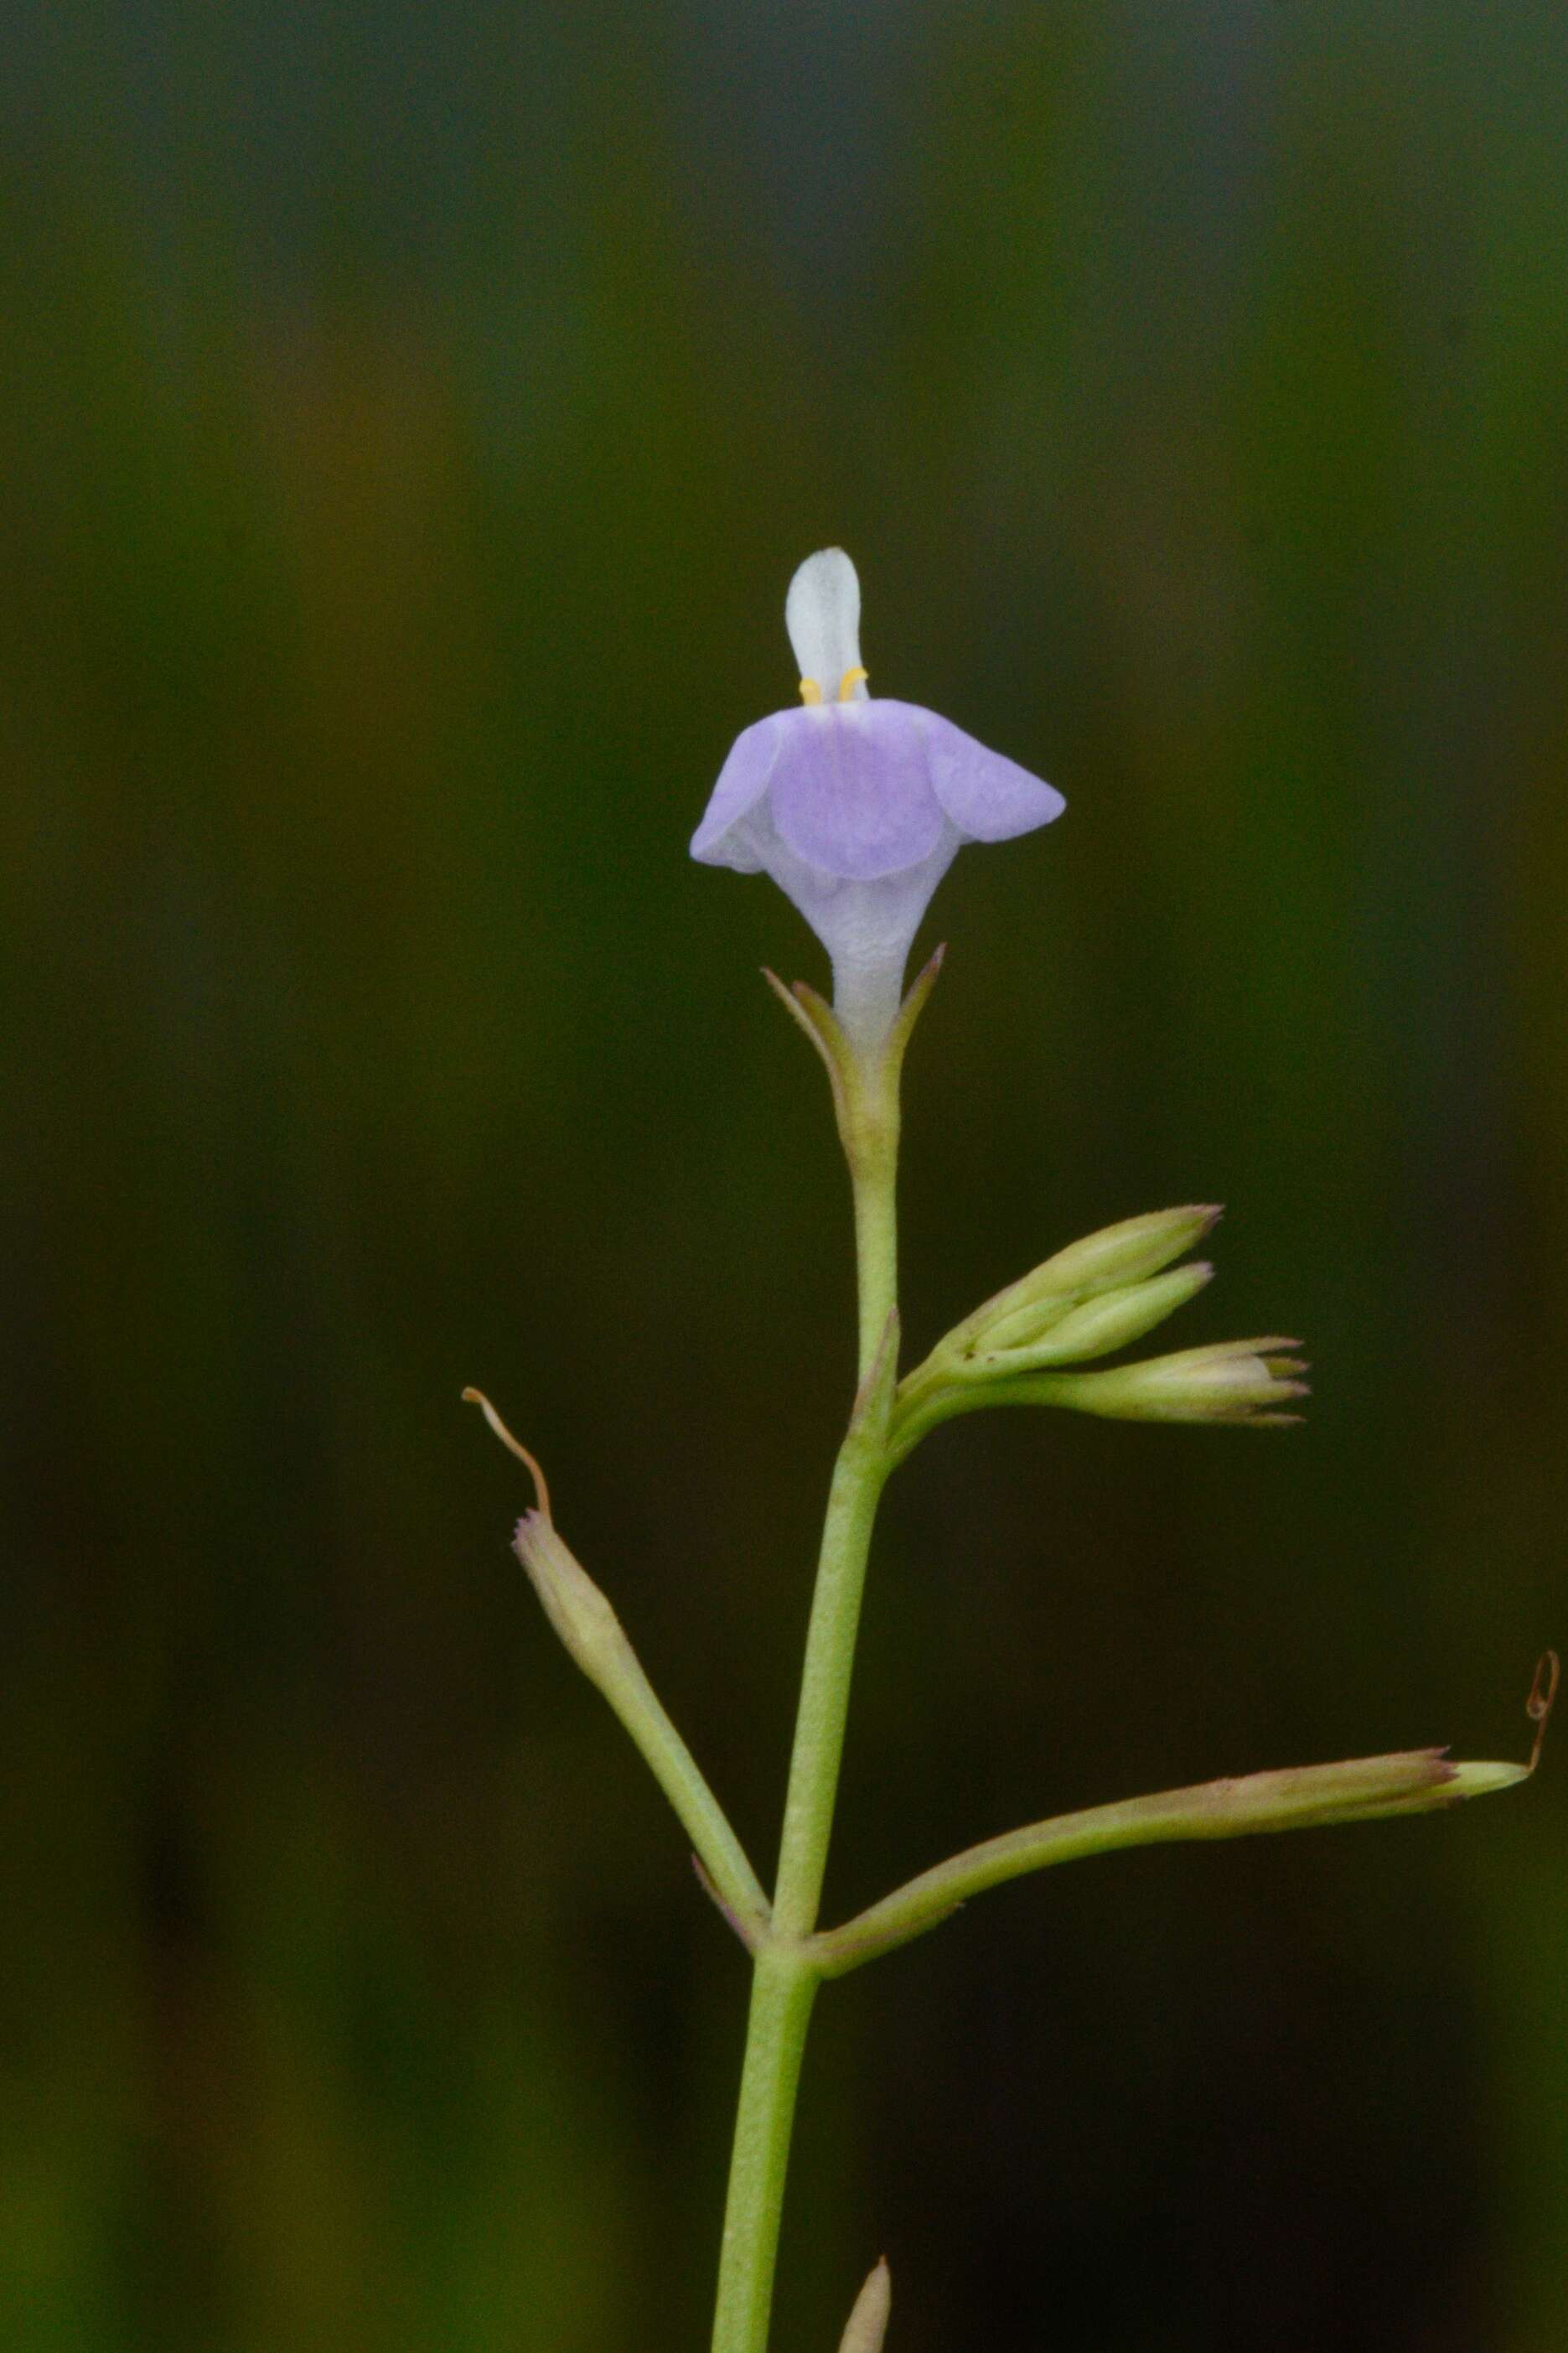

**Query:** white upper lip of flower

left=691, top=550, right=1065, bottom=1050
left=785, top=548, right=870, bottom=707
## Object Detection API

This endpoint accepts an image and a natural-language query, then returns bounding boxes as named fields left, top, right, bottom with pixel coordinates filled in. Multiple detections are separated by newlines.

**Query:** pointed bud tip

left=1021, top=1205, right=1231, bottom=1307
left=836, top=2257, right=892, bottom=2353
left=1428, top=1653, right=1557, bottom=1800
left=1448, top=1760, right=1531, bottom=1797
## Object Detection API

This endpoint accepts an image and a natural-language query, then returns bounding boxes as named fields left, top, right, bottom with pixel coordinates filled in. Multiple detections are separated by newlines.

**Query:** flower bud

left=974, top=1260, right=1214, bottom=1371
left=1029, top=1337, right=1308, bottom=1424
left=1019, top=1203, right=1224, bottom=1299
left=945, top=1205, right=1222, bottom=1359
left=836, top=2261, right=891, bottom=2353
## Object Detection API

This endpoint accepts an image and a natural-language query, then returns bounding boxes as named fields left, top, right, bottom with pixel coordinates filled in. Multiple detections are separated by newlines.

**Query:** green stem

left=773, top=1412, right=892, bottom=1940
left=573, top=1599, right=774, bottom=1940
left=708, top=1951, right=820, bottom=2353
left=709, top=1047, right=902, bottom=2353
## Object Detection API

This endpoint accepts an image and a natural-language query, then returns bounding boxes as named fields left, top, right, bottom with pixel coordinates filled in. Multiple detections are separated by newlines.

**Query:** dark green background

left=5, top=5, right=1565, bottom=2347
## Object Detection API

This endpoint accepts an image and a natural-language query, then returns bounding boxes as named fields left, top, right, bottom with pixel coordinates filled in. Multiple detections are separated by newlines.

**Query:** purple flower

left=691, top=551, right=1065, bottom=1050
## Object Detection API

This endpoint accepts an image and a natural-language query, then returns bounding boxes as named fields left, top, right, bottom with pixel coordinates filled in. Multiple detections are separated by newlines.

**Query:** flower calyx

left=887, top=1207, right=1311, bottom=1457
left=891, top=1205, right=1257, bottom=1452
left=1020, top=1336, right=1310, bottom=1428
left=765, top=946, right=946, bottom=1158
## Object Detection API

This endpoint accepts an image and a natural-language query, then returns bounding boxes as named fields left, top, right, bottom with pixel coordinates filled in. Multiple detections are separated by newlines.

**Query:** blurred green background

left=4, top=3, right=1566, bottom=2348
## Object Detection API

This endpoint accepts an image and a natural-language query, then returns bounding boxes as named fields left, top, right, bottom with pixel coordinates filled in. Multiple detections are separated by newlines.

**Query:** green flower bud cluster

left=934, top=1204, right=1222, bottom=1365
left=890, top=1205, right=1308, bottom=1459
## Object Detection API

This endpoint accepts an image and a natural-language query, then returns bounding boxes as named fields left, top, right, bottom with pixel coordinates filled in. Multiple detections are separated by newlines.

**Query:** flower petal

left=785, top=548, right=864, bottom=699
left=757, top=821, right=960, bottom=1051
left=918, top=708, right=1065, bottom=842
left=690, top=713, right=789, bottom=869
left=769, top=703, right=946, bottom=880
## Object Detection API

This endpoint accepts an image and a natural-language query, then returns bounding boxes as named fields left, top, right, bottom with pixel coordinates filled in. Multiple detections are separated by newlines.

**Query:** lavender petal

left=690, top=713, right=789, bottom=869
left=768, top=703, right=946, bottom=881
left=917, top=707, right=1066, bottom=842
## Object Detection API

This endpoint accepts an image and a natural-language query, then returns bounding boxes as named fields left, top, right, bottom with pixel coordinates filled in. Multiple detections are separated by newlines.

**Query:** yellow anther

left=837, top=666, right=869, bottom=701
left=799, top=677, right=824, bottom=705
